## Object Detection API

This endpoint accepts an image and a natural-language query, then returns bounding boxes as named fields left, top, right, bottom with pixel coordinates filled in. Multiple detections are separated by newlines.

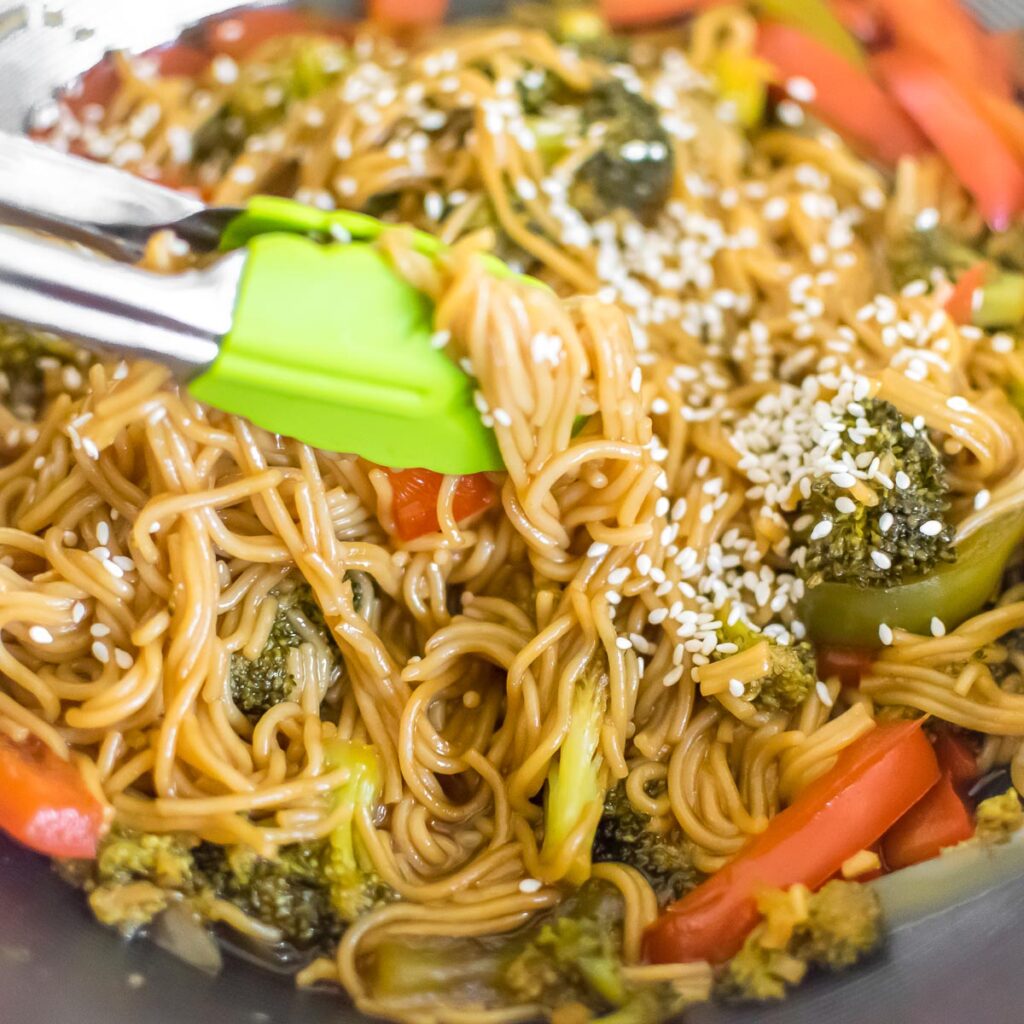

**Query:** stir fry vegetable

left=756, top=23, right=926, bottom=165
left=874, top=50, right=1024, bottom=231
left=0, top=737, right=107, bottom=858
left=800, top=511, right=1024, bottom=647
left=644, top=721, right=938, bottom=964
left=381, top=467, right=496, bottom=541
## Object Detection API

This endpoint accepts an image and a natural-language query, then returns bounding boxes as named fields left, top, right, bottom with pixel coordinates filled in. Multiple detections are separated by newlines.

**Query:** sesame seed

left=879, top=512, right=894, bottom=533
left=493, top=408, right=512, bottom=427
left=114, top=648, right=134, bottom=670
left=429, top=330, right=451, bottom=349
left=815, top=681, right=834, bottom=708
left=835, top=497, right=856, bottom=515
left=785, top=76, right=816, bottom=103
left=92, top=640, right=110, bottom=663
left=831, top=472, right=856, bottom=489
left=895, top=471, right=911, bottom=490
left=919, top=520, right=943, bottom=537
left=974, top=489, right=991, bottom=510
left=930, top=617, right=946, bottom=637
left=871, top=550, right=892, bottom=570
left=608, top=567, right=630, bottom=585
left=914, top=207, right=940, bottom=231
left=636, top=554, right=653, bottom=576
left=28, top=626, right=53, bottom=644
left=727, top=678, right=745, bottom=698
left=519, top=878, right=542, bottom=894
left=90, top=623, right=110, bottom=637
left=809, top=520, right=833, bottom=541
left=102, top=559, right=125, bottom=579
left=96, top=521, right=110, bottom=545
left=72, top=602, right=86, bottom=623
left=946, top=396, right=970, bottom=412
left=879, top=623, right=894, bottom=646
left=615, top=637, right=632, bottom=651
left=587, top=542, right=609, bottom=558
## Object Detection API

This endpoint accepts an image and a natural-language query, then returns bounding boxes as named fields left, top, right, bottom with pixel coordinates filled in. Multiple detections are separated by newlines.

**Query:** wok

left=0, top=3, right=1022, bottom=1022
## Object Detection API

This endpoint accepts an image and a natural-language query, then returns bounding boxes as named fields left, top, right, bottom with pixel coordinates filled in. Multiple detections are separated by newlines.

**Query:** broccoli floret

left=712, top=615, right=816, bottom=712
left=592, top=782, right=701, bottom=905
left=192, top=841, right=341, bottom=950
left=717, top=937, right=808, bottom=1001
left=371, top=880, right=707, bottom=1019
left=80, top=827, right=200, bottom=936
left=94, top=827, right=198, bottom=890
left=320, top=738, right=392, bottom=922
left=975, top=787, right=1024, bottom=844
left=502, top=882, right=630, bottom=1009
left=794, top=398, right=955, bottom=586
left=540, top=657, right=608, bottom=885
left=888, top=226, right=981, bottom=290
left=889, top=227, right=1024, bottom=329
left=229, top=580, right=350, bottom=720
left=572, top=81, right=674, bottom=224
left=0, top=325, right=89, bottom=421
left=194, top=36, right=349, bottom=162
left=718, top=881, right=882, bottom=1003
left=790, top=880, right=883, bottom=970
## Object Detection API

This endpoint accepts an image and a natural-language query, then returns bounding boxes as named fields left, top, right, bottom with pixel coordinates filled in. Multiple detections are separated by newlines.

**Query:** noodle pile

left=6, top=7, right=1024, bottom=1022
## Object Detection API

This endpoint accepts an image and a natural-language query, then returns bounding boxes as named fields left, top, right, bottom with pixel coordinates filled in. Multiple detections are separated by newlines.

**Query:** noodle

left=5, top=6, right=1024, bottom=1024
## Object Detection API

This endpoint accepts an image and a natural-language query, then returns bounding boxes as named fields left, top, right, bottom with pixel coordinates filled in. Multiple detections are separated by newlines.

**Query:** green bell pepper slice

left=800, top=511, right=1024, bottom=647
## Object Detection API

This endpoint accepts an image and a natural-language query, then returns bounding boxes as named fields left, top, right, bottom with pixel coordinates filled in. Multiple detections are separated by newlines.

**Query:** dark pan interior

left=0, top=3, right=1023, bottom=1022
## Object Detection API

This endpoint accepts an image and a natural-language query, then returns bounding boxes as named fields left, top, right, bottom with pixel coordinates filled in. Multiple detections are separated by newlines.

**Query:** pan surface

left=0, top=3, right=1022, bottom=1022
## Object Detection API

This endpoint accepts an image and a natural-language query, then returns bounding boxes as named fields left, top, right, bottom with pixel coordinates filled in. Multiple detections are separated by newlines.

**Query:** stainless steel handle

left=0, top=132, right=237, bottom=260
left=0, top=131, right=204, bottom=254
left=0, top=226, right=245, bottom=376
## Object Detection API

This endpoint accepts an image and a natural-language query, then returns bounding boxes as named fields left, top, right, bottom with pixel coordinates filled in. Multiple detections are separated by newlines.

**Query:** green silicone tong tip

left=189, top=196, right=520, bottom=476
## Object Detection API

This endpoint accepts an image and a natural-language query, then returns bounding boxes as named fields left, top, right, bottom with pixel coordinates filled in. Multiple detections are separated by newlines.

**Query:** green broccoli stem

left=975, top=271, right=1024, bottom=329
left=541, top=663, right=607, bottom=885
left=800, top=509, right=1024, bottom=646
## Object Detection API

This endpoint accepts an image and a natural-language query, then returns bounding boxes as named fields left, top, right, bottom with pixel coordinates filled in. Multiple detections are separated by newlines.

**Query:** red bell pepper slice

left=205, top=9, right=350, bottom=59
left=816, top=645, right=875, bottom=687
left=644, top=720, right=939, bottom=964
left=369, top=0, right=449, bottom=25
left=382, top=467, right=496, bottom=542
left=756, top=23, right=928, bottom=165
left=0, top=737, right=106, bottom=859
left=945, top=263, right=992, bottom=326
left=872, top=0, right=991, bottom=92
left=932, top=728, right=978, bottom=789
left=881, top=769, right=974, bottom=871
left=874, top=49, right=1024, bottom=231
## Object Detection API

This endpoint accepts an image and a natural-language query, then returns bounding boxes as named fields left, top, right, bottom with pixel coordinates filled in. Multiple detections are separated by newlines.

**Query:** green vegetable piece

left=229, top=581, right=342, bottom=721
left=714, top=615, right=816, bottom=712
left=975, top=787, right=1024, bottom=845
left=718, top=881, right=881, bottom=1002
left=790, top=879, right=882, bottom=970
left=756, top=0, right=866, bottom=69
left=573, top=81, right=675, bottom=224
left=713, top=51, right=771, bottom=129
left=795, top=399, right=955, bottom=588
left=975, top=271, right=1024, bottom=329
left=193, top=840, right=340, bottom=950
left=321, top=738, right=391, bottom=922
left=592, top=782, right=701, bottom=906
left=800, top=510, right=1024, bottom=646
left=540, top=658, right=607, bottom=885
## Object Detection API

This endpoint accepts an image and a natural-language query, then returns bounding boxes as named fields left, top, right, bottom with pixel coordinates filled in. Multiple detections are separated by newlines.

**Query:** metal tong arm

left=0, top=226, right=242, bottom=376
left=0, top=131, right=235, bottom=261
